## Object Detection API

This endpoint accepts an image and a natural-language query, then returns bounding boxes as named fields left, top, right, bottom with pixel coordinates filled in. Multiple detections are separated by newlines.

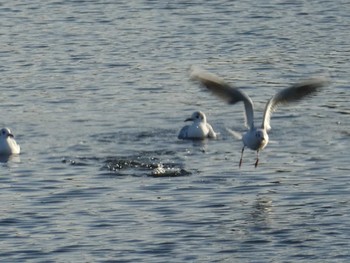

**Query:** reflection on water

left=0, top=154, right=20, bottom=164
left=251, top=195, right=273, bottom=224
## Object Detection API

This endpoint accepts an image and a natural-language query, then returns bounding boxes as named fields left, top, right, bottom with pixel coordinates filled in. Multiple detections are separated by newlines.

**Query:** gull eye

left=1, top=130, right=6, bottom=135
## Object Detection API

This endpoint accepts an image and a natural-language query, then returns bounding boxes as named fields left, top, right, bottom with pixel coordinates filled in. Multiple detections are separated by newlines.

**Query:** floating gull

left=0, top=128, right=20, bottom=155
left=191, top=68, right=328, bottom=167
left=178, top=111, right=217, bottom=140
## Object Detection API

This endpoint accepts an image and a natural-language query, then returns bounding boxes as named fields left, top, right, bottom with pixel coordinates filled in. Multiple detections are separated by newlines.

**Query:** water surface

left=1, top=1, right=349, bottom=262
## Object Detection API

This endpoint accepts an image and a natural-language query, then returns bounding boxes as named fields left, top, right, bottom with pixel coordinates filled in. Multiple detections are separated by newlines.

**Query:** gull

left=0, top=128, right=21, bottom=155
left=178, top=111, right=217, bottom=140
left=191, top=68, right=327, bottom=167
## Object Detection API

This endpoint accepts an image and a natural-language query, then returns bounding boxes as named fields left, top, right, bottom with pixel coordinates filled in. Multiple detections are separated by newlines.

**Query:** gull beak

left=8, top=133, right=14, bottom=138
left=185, top=118, right=193, bottom=122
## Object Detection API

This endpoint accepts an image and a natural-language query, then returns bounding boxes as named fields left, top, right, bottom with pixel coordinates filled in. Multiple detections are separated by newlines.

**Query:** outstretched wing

left=190, top=68, right=255, bottom=129
left=262, top=77, right=328, bottom=131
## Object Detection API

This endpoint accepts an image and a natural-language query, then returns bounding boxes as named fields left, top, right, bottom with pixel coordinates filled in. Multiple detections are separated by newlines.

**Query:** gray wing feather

left=262, top=77, right=328, bottom=130
left=191, top=68, right=255, bottom=129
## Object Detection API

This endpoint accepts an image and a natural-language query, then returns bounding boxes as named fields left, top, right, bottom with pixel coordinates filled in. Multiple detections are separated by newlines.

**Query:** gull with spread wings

left=191, top=68, right=328, bottom=167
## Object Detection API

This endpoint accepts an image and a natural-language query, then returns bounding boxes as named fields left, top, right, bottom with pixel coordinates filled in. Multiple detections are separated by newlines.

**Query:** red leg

left=239, top=146, right=245, bottom=168
left=254, top=150, right=259, bottom=168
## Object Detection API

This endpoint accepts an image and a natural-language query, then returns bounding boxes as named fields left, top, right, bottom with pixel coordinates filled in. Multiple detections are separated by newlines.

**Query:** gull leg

left=239, top=146, right=245, bottom=168
left=255, top=150, right=259, bottom=168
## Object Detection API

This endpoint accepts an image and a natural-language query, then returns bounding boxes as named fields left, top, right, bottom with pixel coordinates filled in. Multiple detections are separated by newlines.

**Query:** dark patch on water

left=104, top=155, right=191, bottom=177
left=62, top=150, right=191, bottom=177
left=62, top=157, right=102, bottom=166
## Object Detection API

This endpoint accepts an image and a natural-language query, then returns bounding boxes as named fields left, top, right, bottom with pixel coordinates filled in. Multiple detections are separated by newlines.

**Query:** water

left=1, top=0, right=349, bottom=262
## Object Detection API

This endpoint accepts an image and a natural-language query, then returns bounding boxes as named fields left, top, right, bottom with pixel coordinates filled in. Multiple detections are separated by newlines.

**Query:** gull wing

left=178, top=125, right=190, bottom=139
left=262, top=77, right=328, bottom=131
left=206, top=123, right=217, bottom=139
left=190, top=68, right=255, bottom=129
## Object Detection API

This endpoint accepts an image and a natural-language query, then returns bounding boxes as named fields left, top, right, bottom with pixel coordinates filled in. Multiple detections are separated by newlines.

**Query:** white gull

left=191, top=68, right=328, bottom=167
left=0, top=127, right=20, bottom=155
left=178, top=111, right=217, bottom=140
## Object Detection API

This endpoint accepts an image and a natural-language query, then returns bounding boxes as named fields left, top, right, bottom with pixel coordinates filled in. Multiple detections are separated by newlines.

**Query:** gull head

left=243, top=128, right=269, bottom=151
left=255, top=129, right=269, bottom=150
left=185, top=111, right=207, bottom=123
left=0, top=128, right=14, bottom=139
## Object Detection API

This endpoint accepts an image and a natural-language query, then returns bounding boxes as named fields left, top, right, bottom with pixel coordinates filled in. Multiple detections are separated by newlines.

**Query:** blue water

left=1, top=1, right=349, bottom=262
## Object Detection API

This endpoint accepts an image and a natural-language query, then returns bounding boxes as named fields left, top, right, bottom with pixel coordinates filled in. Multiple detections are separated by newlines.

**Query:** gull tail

left=225, top=127, right=242, bottom=140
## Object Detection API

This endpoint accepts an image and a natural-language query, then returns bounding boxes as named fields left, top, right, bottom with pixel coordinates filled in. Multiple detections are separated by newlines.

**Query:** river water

left=1, top=1, right=349, bottom=262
